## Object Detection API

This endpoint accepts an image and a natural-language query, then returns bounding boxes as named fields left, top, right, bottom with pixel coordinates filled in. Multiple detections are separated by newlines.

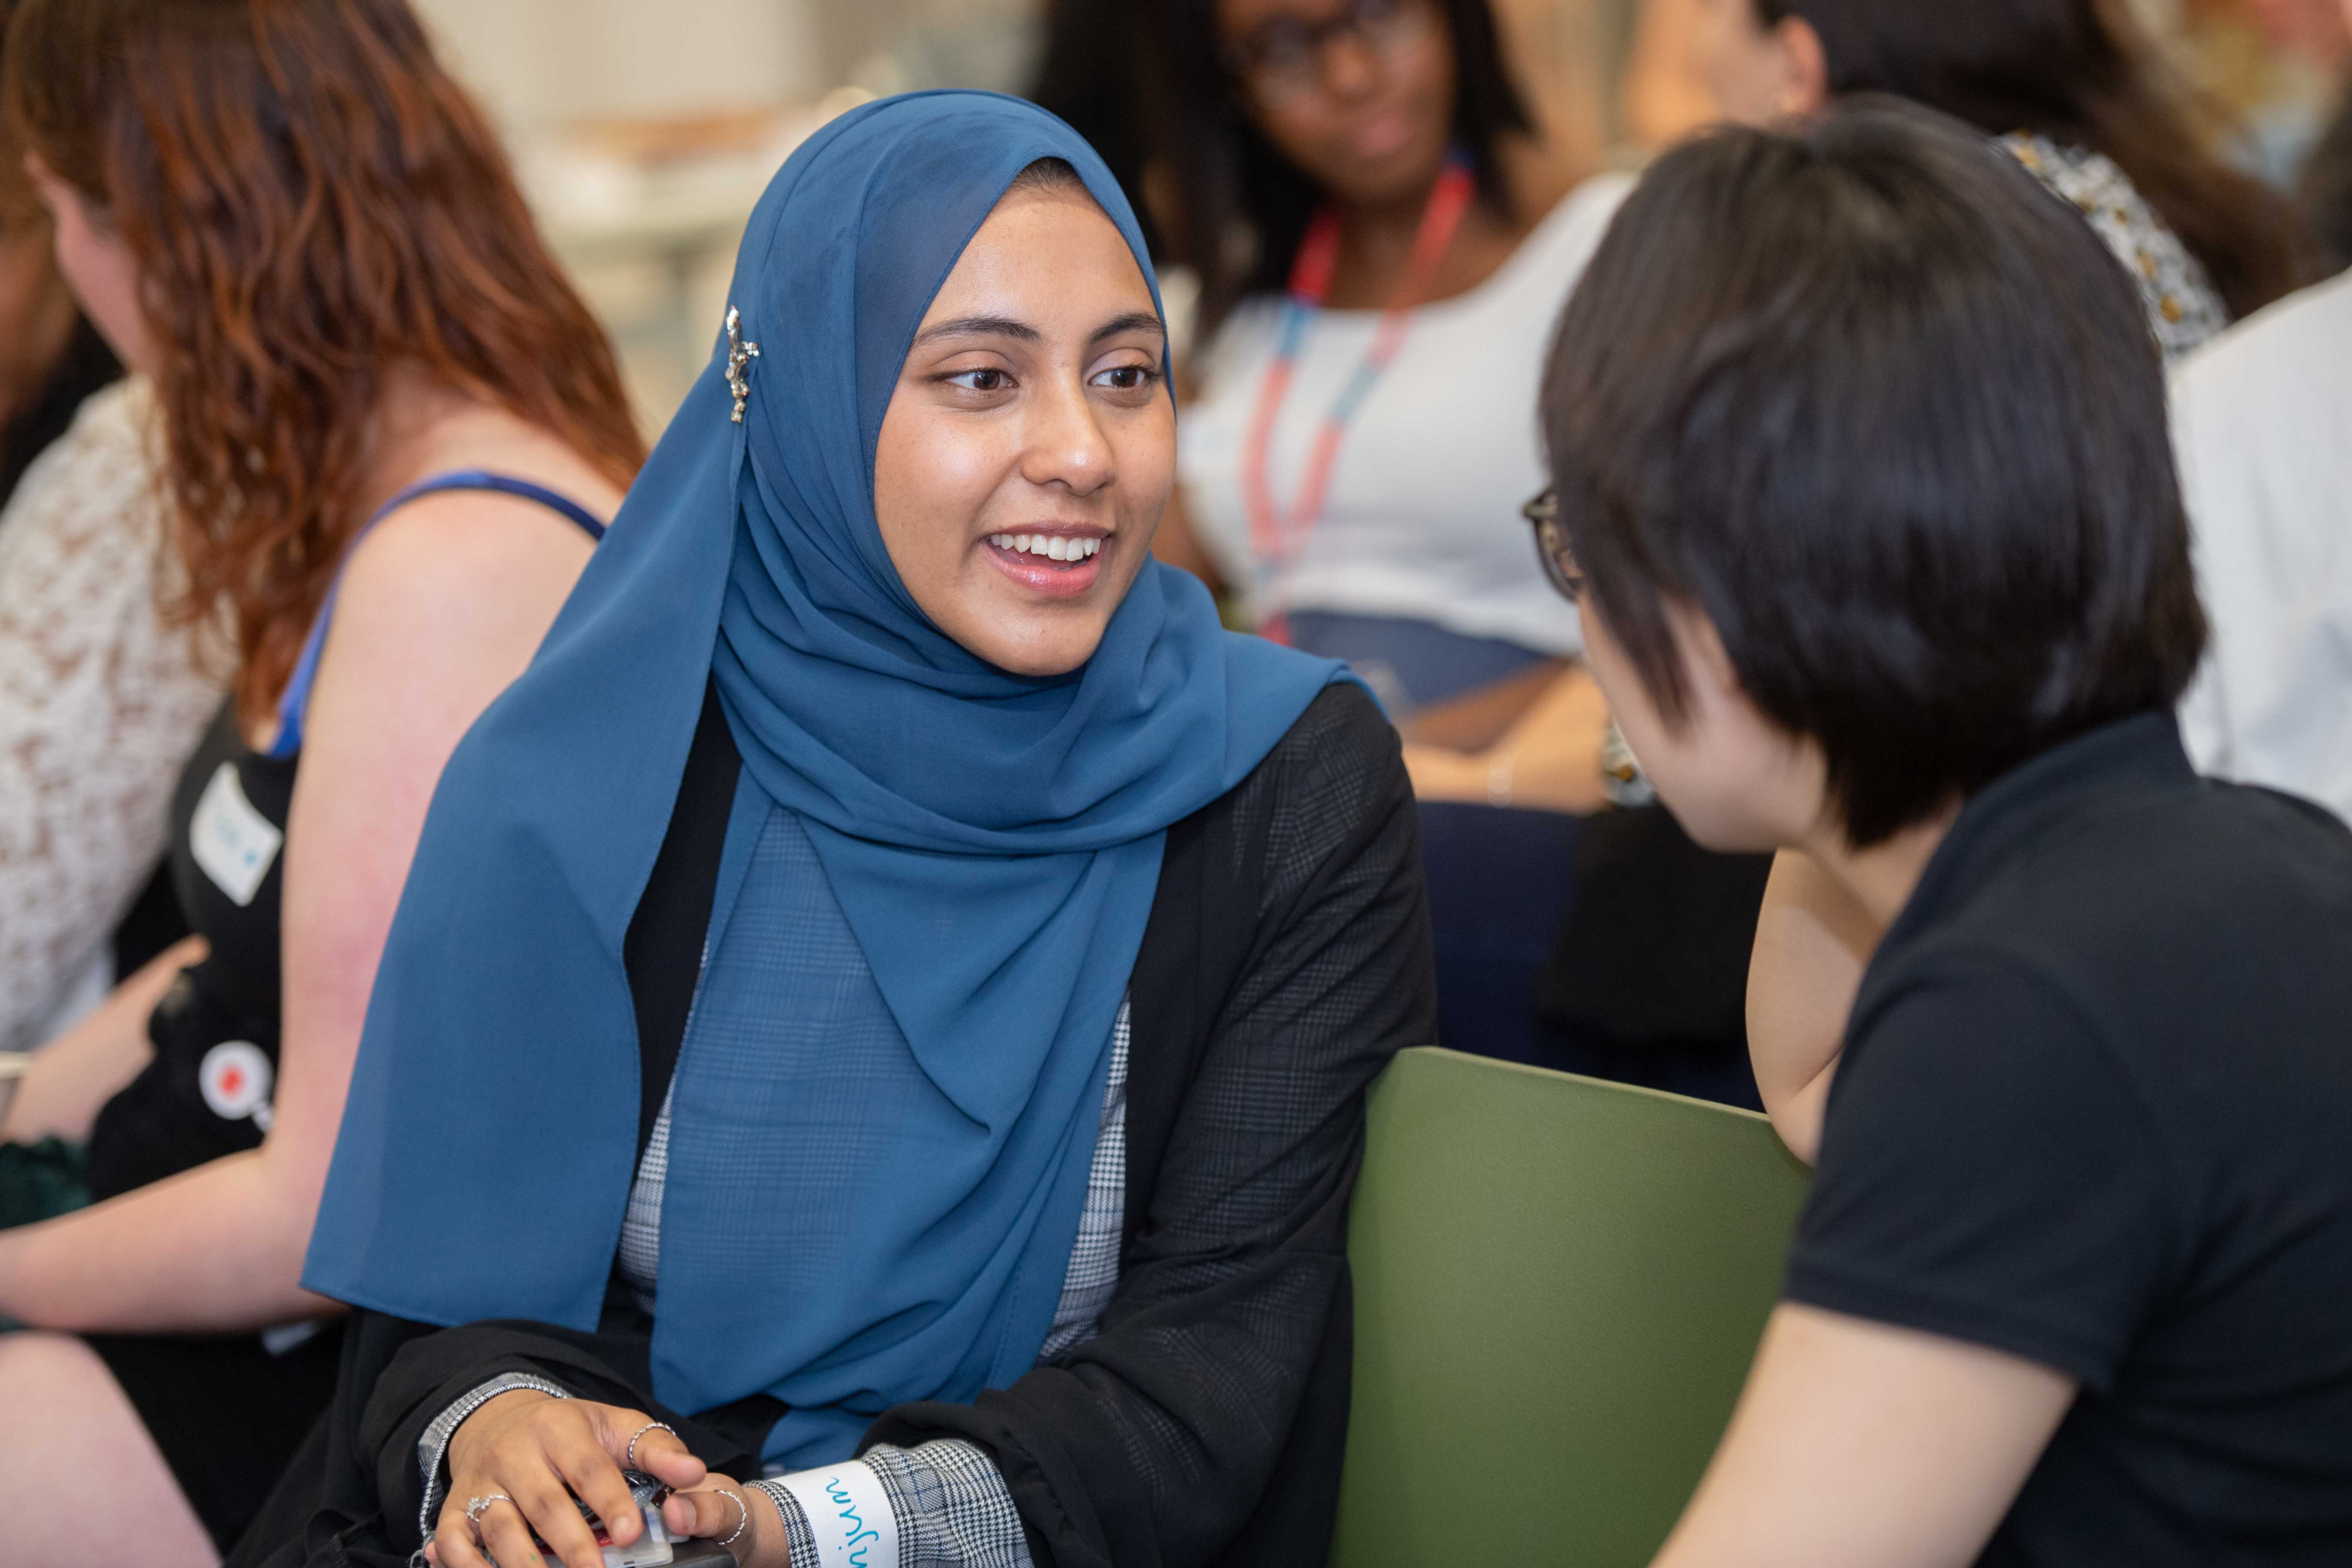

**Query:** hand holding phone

left=435, top=1391, right=764, bottom=1568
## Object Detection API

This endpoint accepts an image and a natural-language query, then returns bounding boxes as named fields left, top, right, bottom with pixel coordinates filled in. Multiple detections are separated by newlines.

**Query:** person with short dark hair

left=1535, top=98, right=2352, bottom=1565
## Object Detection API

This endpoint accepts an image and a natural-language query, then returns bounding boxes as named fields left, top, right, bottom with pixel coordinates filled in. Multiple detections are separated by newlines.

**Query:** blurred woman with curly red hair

left=0, top=0, right=644, bottom=1558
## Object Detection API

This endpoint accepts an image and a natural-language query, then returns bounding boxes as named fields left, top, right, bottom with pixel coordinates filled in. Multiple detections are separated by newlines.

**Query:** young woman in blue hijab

left=227, top=92, right=1435, bottom=1568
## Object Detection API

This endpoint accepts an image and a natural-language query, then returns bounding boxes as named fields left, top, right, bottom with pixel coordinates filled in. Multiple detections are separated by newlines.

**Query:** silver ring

left=624, top=1420, right=676, bottom=1470
left=716, top=1487, right=751, bottom=1548
left=465, top=1494, right=512, bottom=1524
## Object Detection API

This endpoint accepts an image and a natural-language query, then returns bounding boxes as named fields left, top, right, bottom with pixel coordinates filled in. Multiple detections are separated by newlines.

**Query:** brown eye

left=1093, top=364, right=1158, bottom=393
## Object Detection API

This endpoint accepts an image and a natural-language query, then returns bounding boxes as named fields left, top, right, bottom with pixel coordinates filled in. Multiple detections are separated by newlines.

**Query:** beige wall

left=409, top=0, right=827, bottom=128
left=1494, top=0, right=1645, bottom=166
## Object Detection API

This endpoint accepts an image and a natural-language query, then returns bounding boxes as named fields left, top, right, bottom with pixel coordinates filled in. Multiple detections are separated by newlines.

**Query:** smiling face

left=1217, top=0, right=1458, bottom=212
left=871, top=180, right=1173, bottom=677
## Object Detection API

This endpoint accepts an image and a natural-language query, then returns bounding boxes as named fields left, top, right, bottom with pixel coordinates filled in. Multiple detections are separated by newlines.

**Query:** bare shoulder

left=334, top=430, right=619, bottom=638
left=314, top=475, right=614, bottom=728
left=339, top=487, right=598, bottom=602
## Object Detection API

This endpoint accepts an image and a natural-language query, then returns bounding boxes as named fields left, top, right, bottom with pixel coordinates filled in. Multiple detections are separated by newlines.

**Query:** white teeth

left=990, top=533, right=1104, bottom=561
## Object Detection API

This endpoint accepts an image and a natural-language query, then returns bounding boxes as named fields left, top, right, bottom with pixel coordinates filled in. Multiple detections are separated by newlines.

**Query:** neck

left=1334, top=177, right=1445, bottom=269
left=362, top=363, right=483, bottom=495
left=1795, top=803, right=1960, bottom=931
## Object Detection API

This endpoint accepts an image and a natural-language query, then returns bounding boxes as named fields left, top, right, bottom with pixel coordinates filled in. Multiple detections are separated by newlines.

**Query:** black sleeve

left=868, top=684, right=1438, bottom=1568
left=357, top=1317, right=775, bottom=1555
left=227, top=1308, right=778, bottom=1568
left=1786, top=956, right=2180, bottom=1392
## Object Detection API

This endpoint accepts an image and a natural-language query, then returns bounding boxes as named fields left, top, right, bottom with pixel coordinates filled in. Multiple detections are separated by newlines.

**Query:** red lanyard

left=1240, top=153, right=1478, bottom=644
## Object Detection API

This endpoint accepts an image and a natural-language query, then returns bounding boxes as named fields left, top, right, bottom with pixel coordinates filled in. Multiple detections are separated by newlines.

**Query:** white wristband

left=769, top=1458, right=900, bottom=1568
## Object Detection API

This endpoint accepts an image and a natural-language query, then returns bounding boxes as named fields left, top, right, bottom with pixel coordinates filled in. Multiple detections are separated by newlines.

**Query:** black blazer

left=232, top=681, right=1435, bottom=1568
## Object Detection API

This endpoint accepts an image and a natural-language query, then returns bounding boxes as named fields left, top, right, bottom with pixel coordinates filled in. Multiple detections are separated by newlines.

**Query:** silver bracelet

left=716, top=1485, right=752, bottom=1548
left=417, top=1374, right=572, bottom=1542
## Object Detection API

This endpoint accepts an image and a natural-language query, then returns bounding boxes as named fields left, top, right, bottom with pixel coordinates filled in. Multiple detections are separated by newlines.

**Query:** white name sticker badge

left=190, top=761, right=283, bottom=907
left=774, top=1460, right=900, bottom=1568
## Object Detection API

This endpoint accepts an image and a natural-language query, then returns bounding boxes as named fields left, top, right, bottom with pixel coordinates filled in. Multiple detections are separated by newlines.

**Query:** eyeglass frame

left=1222, top=0, right=1434, bottom=105
left=1523, top=486, right=1585, bottom=600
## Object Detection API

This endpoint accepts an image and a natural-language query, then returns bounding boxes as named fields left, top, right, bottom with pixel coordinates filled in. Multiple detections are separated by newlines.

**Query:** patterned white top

left=2002, top=132, right=2230, bottom=362
left=0, top=381, right=224, bottom=1052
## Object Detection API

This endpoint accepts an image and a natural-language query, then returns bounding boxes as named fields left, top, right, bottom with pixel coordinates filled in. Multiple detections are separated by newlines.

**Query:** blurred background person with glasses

left=1033, top=0, right=1772, bottom=1101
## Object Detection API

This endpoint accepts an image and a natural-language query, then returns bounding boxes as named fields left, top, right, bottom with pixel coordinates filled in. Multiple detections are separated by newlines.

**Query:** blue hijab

left=304, top=92, right=1345, bottom=1463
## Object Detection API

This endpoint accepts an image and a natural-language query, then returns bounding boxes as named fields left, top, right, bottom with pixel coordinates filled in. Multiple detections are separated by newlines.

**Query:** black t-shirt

left=1786, top=714, right=2352, bottom=1567
left=87, top=701, right=292, bottom=1201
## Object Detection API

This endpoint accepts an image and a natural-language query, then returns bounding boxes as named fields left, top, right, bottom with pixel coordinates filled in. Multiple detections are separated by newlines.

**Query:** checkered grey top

left=421, top=1003, right=1129, bottom=1568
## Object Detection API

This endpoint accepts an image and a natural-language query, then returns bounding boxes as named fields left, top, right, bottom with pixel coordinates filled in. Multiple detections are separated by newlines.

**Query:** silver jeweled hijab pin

left=725, top=306, right=761, bottom=424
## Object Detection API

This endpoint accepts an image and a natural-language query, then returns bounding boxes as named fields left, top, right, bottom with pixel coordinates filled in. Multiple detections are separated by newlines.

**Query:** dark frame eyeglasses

left=1523, top=487, right=1584, bottom=600
left=1223, top=0, right=1428, bottom=101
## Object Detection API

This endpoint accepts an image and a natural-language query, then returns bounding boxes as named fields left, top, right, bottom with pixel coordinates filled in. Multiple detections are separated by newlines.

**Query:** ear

left=1665, top=594, right=1744, bottom=706
left=1772, top=16, right=1832, bottom=119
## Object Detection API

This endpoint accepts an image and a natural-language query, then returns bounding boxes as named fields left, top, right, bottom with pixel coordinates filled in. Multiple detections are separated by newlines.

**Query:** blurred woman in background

left=1137, top=0, right=1611, bottom=779
left=0, top=0, right=642, bottom=1561
left=1038, top=0, right=1769, bottom=1096
left=1686, top=0, right=2310, bottom=357
left=0, top=0, right=219, bottom=1068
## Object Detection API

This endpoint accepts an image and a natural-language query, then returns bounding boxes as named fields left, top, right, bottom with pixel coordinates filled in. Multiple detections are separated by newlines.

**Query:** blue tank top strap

left=267, top=471, right=608, bottom=760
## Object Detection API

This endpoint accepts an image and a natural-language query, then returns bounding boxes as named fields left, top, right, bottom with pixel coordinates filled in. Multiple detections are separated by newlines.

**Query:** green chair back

left=1329, top=1047, right=1811, bottom=1568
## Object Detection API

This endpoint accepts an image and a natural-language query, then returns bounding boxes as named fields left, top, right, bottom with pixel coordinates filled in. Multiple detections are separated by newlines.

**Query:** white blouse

left=1178, top=173, right=1634, bottom=655
left=2172, top=268, right=2352, bottom=824
left=0, top=381, right=224, bottom=1051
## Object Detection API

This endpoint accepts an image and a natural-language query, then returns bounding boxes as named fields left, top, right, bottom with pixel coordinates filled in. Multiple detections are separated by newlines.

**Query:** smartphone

left=521, top=1472, right=734, bottom=1568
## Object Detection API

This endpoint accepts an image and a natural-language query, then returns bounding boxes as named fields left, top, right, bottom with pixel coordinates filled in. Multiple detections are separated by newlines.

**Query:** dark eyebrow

left=1089, top=310, right=1167, bottom=347
left=910, top=310, right=1167, bottom=352
left=912, top=314, right=1041, bottom=348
